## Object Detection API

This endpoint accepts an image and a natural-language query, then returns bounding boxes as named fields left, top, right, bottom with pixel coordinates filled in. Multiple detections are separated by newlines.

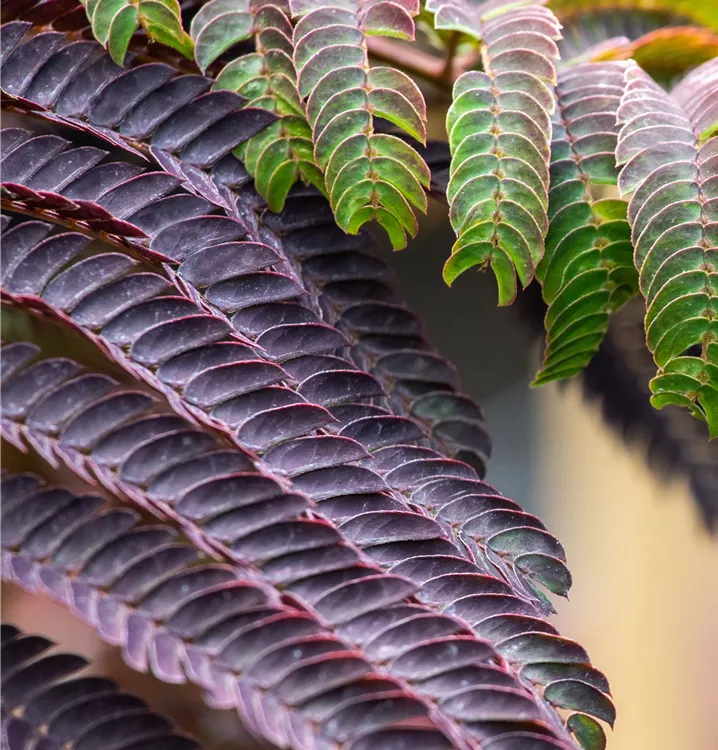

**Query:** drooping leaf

left=431, top=0, right=560, bottom=304
left=288, top=0, right=430, bottom=249
left=616, top=59, right=718, bottom=435
left=532, top=61, right=638, bottom=385
left=208, top=0, right=326, bottom=211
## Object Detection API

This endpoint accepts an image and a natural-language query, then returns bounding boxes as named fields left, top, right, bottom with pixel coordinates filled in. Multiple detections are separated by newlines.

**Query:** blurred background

left=391, top=207, right=718, bottom=750
left=6, top=203, right=717, bottom=749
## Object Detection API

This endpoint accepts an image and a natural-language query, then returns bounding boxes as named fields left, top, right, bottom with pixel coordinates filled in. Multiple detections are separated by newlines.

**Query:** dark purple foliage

left=1, top=623, right=202, bottom=749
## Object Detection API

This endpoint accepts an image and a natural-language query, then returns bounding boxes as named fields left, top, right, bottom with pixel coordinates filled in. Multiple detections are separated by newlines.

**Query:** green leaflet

left=700, top=121, right=718, bottom=145
left=208, top=0, right=326, bottom=212
left=83, top=0, right=193, bottom=64
left=442, top=3, right=560, bottom=304
left=532, top=62, right=638, bottom=387
left=289, top=0, right=429, bottom=250
left=567, top=714, right=607, bottom=750
left=616, top=61, right=718, bottom=436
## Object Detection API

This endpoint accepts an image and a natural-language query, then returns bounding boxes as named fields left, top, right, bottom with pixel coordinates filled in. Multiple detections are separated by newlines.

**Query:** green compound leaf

left=209, top=0, right=326, bottom=212
left=532, top=61, right=638, bottom=386
left=82, top=0, right=192, bottom=64
left=439, top=1, right=560, bottom=304
left=289, top=0, right=429, bottom=250
left=616, top=59, right=718, bottom=436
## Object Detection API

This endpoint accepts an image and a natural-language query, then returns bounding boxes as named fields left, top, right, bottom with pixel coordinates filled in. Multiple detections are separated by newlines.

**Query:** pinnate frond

left=616, top=59, right=718, bottom=436
left=0, top=104, right=604, bottom=750
left=0, top=20, right=570, bottom=607
left=0, top=146, right=602, bottom=748
left=0, top=469, right=462, bottom=749
left=1, top=339, right=603, bottom=749
left=192, top=0, right=326, bottom=211
left=0, top=22, right=491, bottom=584
left=288, top=0, right=430, bottom=250
left=1, top=18, right=613, bottom=747
left=532, top=61, right=638, bottom=385
left=1, top=623, right=203, bottom=749
left=432, top=1, right=561, bottom=305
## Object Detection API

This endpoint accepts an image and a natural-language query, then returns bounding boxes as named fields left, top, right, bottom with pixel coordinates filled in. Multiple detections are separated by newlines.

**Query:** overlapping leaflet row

left=616, top=59, right=718, bottom=436
left=191, top=0, right=325, bottom=211
left=432, top=0, right=560, bottom=305
left=532, top=61, right=638, bottom=385
left=289, top=0, right=430, bottom=250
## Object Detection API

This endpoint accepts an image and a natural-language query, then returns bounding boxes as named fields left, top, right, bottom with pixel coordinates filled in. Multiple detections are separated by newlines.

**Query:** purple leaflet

left=263, top=435, right=371, bottom=476
left=131, top=315, right=232, bottom=367
left=1, top=624, right=202, bottom=750
left=178, top=242, right=281, bottom=287
left=86, top=63, right=177, bottom=128
left=0, top=20, right=608, bottom=744
left=231, top=302, right=320, bottom=336
left=4, top=232, right=89, bottom=295
left=71, top=273, right=172, bottom=329
left=101, top=297, right=201, bottom=345
left=183, top=360, right=287, bottom=407
left=0, top=342, right=40, bottom=383
left=1, top=30, right=64, bottom=96
left=2, top=358, right=82, bottom=418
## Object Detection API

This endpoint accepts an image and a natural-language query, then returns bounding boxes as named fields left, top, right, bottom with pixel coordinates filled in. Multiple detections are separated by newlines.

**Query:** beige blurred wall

left=536, top=383, right=718, bottom=749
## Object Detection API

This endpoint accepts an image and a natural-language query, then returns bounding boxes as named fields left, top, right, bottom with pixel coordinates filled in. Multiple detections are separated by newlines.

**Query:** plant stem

left=367, top=37, right=482, bottom=92
left=367, top=37, right=450, bottom=90
left=441, top=31, right=459, bottom=82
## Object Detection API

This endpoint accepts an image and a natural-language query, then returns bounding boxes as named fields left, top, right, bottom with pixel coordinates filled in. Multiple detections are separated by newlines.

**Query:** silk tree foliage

left=69, top=0, right=718, bottom=432
left=0, top=2, right=716, bottom=750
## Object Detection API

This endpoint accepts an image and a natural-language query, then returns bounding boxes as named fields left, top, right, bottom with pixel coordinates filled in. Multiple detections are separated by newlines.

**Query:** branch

left=366, top=37, right=479, bottom=92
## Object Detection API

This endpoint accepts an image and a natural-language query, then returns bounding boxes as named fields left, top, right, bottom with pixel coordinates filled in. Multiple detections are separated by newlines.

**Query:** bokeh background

left=6, top=203, right=717, bottom=749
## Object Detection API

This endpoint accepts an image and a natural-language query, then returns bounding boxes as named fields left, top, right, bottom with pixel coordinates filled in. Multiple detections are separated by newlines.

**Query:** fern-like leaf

left=0, top=174, right=594, bottom=745
left=0, top=470, right=463, bottom=750
left=0, top=20, right=490, bottom=473
left=532, top=61, right=638, bottom=385
left=82, top=0, right=193, bottom=64
left=1, top=21, right=613, bottom=742
left=193, top=0, right=326, bottom=211
left=616, top=59, right=718, bottom=436
left=0, top=121, right=606, bottom=750
left=1, top=623, right=203, bottom=749
left=0, top=24, right=561, bottom=609
left=432, top=0, right=561, bottom=305
left=288, top=0, right=430, bottom=250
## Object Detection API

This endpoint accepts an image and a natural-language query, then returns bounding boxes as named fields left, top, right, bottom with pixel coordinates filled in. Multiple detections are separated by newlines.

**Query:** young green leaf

left=532, top=61, right=638, bottom=386
left=209, top=0, right=326, bottom=212
left=81, top=0, right=193, bottom=64
left=289, top=0, right=429, bottom=250
left=433, top=0, right=560, bottom=304
left=616, top=60, right=718, bottom=435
